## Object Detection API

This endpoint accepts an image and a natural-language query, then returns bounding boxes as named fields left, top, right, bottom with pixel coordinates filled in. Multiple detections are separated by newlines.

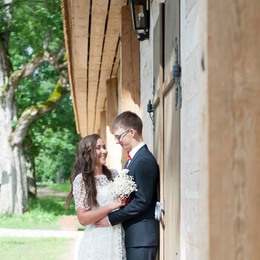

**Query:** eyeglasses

left=114, top=129, right=131, bottom=141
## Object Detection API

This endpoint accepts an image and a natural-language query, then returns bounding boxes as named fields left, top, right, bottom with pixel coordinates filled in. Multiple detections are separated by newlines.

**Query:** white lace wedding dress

left=73, top=170, right=126, bottom=260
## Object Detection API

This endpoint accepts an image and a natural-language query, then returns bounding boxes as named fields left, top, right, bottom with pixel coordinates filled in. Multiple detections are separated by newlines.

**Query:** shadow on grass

left=29, top=195, right=75, bottom=216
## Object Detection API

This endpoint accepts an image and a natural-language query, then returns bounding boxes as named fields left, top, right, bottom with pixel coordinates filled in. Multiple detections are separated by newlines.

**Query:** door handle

left=154, top=201, right=164, bottom=221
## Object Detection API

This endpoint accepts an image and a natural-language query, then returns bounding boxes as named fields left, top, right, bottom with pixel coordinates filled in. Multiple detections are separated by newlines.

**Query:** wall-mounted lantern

left=129, top=0, right=149, bottom=41
left=147, top=99, right=154, bottom=126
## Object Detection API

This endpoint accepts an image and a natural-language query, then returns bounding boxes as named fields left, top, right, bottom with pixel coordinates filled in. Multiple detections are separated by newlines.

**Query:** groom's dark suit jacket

left=108, top=145, right=159, bottom=248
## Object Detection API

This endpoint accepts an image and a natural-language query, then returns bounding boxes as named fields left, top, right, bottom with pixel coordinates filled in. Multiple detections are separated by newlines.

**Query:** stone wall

left=180, top=0, right=201, bottom=258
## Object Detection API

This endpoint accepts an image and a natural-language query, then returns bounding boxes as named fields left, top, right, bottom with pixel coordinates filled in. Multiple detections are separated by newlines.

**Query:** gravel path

left=37, top=187, right=69, bottom=198
left=0, top=228, right=82, bottom=238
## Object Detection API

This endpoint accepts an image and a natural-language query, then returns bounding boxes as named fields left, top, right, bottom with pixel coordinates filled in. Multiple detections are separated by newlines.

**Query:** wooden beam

left=121, top=5, right=140, bottom=112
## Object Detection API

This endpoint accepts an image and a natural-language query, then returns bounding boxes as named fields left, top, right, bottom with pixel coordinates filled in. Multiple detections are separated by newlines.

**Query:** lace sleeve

left=110, top=168, right=119, bottom=179
left=73, top=174, right=90, bottom=210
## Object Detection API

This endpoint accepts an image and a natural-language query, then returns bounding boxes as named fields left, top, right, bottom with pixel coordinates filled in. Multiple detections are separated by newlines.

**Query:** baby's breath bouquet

left=109, top=169, right=138, bottom=199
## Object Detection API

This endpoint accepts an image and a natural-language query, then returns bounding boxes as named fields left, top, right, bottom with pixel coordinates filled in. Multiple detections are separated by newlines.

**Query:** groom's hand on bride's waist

left=95, top=216, right=111, bottom=227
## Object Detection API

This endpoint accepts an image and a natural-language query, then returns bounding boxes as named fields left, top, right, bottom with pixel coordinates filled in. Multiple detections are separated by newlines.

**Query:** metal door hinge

left=172, top=37, right=182, bottom=110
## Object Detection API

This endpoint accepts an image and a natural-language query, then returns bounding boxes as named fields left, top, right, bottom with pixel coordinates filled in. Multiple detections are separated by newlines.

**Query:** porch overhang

left=61, top=0, right=128, bottom=137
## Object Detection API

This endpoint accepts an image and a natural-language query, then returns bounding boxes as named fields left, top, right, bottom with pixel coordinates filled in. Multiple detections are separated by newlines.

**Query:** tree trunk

left=0, top=26, right=17, bottom=213
left=27, top=160, right=36, bottom=199
left=0, top=44, right=68, bottom=214
left=0, top=0, right=69, bottom=214
left=57, top=165, right=61, bottom=184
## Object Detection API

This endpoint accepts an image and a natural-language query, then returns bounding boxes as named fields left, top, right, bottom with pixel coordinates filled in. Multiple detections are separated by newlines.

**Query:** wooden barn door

left=162, top=80, right=181, bottom=259
left=153, top=0, right=180, bottom=259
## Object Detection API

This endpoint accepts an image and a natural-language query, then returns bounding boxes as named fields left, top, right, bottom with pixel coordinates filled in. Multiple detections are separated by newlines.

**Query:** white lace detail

left=73, top=170, right=126, bottom=260
left=73, top=174, right=90, bottom=210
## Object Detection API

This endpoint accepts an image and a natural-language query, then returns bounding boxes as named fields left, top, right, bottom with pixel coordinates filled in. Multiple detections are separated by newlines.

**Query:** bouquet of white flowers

left=109, top=169, right=138, bottom=199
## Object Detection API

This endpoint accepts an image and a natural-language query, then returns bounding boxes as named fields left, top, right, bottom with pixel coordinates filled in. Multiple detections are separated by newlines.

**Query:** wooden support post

left=120, top=5, right=141, bottom=166
left=199, top=0, right=260, bottom=259
left=121, top=5, right=140, bottom=112
left=100, top=110, right=106, bottom=143
left=106, top=78, right=121, bottom=170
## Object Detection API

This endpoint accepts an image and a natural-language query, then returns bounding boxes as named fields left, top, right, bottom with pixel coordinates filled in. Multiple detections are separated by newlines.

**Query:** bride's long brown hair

left=65, top=134, right=112, bottom=209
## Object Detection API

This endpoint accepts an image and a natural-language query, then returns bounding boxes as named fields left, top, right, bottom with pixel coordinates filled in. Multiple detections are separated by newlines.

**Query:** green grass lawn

left=0, top=183, right=82, bottom=260
left=0, top=237, right=75, bottom=260
left=0, top=195, right=76, bottom=230
left=0, top=182, right=82, bottom=230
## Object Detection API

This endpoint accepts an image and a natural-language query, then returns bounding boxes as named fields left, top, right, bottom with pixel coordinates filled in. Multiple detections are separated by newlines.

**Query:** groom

left=96, top=111, right=160, bottom=260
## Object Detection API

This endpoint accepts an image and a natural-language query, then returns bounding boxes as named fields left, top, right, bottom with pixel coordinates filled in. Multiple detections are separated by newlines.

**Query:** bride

left=65, top=134, right=126, bottom=260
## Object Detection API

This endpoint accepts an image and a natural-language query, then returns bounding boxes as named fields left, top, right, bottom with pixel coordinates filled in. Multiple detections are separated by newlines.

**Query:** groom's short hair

left=111, top=111, right=143, bottom=136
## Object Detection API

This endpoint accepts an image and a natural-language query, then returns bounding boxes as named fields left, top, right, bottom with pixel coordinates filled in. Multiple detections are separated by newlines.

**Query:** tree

left=0, top=0, right=70, bottom=214
left=22, top=93, right=79, bottom=197
left=23, top=93, right=79, bottom=186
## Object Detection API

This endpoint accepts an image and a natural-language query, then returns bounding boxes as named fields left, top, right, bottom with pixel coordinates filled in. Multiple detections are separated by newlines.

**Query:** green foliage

left=0, top=237, right=74, bottom=260
left=23, top=94, right=79, bottom=183
left=16, top=69, right=58, bottom=107
left=9, top=0, right=64, bottom=66
left=33, top=126, right=78, bottom=182
left=2, top=0, right=80, bottom=184
left=17, top=77, right=79, bottom=183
